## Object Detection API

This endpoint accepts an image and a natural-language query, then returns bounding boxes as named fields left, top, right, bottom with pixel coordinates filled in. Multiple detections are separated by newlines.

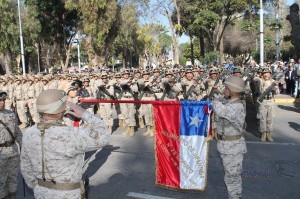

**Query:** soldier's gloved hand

left=66, top=101, right=85, bottom=118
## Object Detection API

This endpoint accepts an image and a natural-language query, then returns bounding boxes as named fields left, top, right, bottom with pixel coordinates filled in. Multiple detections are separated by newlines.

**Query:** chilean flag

left=153, top=100, right=211, bottom=191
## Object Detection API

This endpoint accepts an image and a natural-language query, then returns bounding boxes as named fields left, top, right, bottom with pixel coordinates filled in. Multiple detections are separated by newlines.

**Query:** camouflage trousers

left=16, top=100, right=27, bottom=123
left=119, top=97, right=136, bottom=127
left=258, top=99, right=275, bottom=133
left=28, top=98, right=40, bottom=123
left=0, top=155, right=19, bottom=198
left=139, top=96, right=154, bottom=126
left=98, top=103, right=113, bottom=126
left=220, top=153, right=244, bottom=199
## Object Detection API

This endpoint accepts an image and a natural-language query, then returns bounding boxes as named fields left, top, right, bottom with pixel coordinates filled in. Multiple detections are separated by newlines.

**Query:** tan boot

left=261, top=132, right=267, bottom=142
left=129, top=126, right=135, bottom=136
left=19, top=123, right=27, bottom=129
left=118, top=119, right=123, bottom=127
left=139, top=118, right=145, bottom=128
left=122, top=126, right=130, bottom=136
left=149, top=126, right=155, bottom=138
left=143, top=126, right=151, bottom=136
left=266, top=133, right=274, bottom=142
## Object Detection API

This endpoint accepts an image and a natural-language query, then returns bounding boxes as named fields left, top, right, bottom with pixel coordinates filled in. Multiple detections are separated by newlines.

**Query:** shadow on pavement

left=288, top=122, right=300, bottom=132
left=277, top=104, right=300, bottom=113
left=83, top=145, right=120, bottom=178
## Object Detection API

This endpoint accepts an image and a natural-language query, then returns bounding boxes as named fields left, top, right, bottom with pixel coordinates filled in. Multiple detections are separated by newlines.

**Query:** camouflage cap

left=224, top=76, right=245, bottom=93
left=0, top=90, right=7, bottom=100
left=36, top=89, right=67, bottom=114
left=209, top=67, right=219, bottom=74
left=261, top=67, right=271, bottom=73
left=233, top=67, right=242, bottom=73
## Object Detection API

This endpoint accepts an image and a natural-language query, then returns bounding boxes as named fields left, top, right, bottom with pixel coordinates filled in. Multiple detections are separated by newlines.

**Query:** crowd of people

left=0, top=58, right=300, bottom=199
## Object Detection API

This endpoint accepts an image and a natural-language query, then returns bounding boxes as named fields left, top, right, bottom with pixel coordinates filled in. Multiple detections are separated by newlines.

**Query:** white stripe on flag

left=180, top=135, right=207, bottom=189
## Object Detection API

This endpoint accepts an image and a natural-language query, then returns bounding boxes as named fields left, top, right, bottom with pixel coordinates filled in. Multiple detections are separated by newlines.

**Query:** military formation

left=0, top=61, right=282, bottom=141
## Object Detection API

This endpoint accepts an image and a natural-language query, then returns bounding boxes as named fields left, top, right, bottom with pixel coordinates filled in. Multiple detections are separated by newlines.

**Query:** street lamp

left=35, top=43, right=40, bottom=73
left=17, top=0, right=26, bottom=75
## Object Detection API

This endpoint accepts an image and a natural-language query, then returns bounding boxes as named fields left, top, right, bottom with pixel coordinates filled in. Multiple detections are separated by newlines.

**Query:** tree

left=0, top=1, right=20, bottom=74
left=65, top=0, right=121, bottom=67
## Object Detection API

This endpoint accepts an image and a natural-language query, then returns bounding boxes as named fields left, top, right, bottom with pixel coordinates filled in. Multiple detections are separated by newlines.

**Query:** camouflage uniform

left=0, top=109, right=22, bottom=199
left=20, top=111, right=110, bottom=199
left=27, top=78, right=40, bottom=123
left=213, top=98, right=247, bottom=199
left=14, top=78, right=27, bottom=127
left=1, top=78, right=12, bottom=110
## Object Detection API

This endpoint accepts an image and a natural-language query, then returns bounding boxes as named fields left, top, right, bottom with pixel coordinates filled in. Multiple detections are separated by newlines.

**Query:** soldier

left=256, top=67, right=277, bottom=142
left=97, top=74, right=114, bottom=134
left=1, top=77, right=12, bottom=110
left=20, top=89, right=110, bottom=199
left=14, top=76, right=27, bottom=128
left=212, top=76, right=247, bottom=199
left=26, top=76, right=40, bottom=124
left=138, top=70, right=155, bottom=137
left=181, top=68, right=200, bottom=100
left=119, top=70, right=138, bottom=136
left=0, top=90, right=22, bottom=199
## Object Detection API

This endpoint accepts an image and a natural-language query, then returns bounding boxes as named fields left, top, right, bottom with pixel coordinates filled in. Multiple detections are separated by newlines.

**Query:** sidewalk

left=275, top=94, right=300, bottom=104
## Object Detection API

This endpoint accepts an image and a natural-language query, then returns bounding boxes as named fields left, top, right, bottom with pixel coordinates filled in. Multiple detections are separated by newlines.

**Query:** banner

left=153, top=101, right=211, bottom=191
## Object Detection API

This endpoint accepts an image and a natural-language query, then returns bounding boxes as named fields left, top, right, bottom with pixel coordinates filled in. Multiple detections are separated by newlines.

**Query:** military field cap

left=42, top=76, right=49, bottom=82
left=36, top=89, right=67, bottom=114
left=224, top=76, right=245, bottom=93
left=0, top=91, right=7, bottom=100
left=115, top=73, right=121, bottom=78
left=134, top=69, right=141, bottom=74
left=27, top=76, right=35, bottom=82
left=153, top=68, right=160, bottom=73
left=209, top=67, right=219, bottom=74
left=122, top=70, right=130, bottom=75
left=185, top=68, right=193, bottom=74
left=15, top=75, right=22, bottom=81
left=262, top=67, right=271, bottom=73
left=192, top=67, right=199, bottom=72
left=165, top=69, right=173, bottom=76
left=83, top=77, right=90, bottom=82
left=101, top=74, right=108, bottom=79
left=142, top=70, right=150, bottom=75
left=199, top=66, right=205, bottom=72
left=1, top=76, right=9, bottom=82
left=233, top=67, right=242, bottom=73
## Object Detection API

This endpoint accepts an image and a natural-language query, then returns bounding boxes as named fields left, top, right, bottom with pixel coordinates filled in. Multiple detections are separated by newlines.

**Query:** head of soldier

left=37, top=89, right=67, bottom=120
left=0, top=91, right=7, bottom=111
left=83, top=78, right=90, bottom=87
left=185, top=69, right=194, bottom=80
left=101, top=74, right=109, bottom=84
left=134, top=71, right=141, bottom=79
left=223, top=76, right=245, bottom=99
left=142, top=71, right=150, bottom=80
left=262, top=67, right=271, bottom=80
left=233, top=67, right=242, bottom=78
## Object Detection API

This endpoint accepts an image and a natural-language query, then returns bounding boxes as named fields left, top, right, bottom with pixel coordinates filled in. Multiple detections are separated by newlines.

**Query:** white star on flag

left=189, top=114, right=203, bottom=128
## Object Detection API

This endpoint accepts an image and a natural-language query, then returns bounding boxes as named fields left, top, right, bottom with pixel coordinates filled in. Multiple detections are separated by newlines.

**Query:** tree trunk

left=200, top=35, right=205, bottom=57
left=219, top=36, right=225, bottom=64
left=190, top=35, right=194, bottom=65
left=4, top=51, right=12, bottom=74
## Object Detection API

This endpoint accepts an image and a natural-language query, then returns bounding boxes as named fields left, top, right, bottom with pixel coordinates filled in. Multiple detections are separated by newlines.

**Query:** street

left=17, top=102, right=300, bottom=199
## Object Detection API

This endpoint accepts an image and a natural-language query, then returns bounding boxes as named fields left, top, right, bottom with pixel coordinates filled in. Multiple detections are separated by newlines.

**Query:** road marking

left=246, top=141, right=296, bottom=146
left=127, top=192, right=177, bottom=199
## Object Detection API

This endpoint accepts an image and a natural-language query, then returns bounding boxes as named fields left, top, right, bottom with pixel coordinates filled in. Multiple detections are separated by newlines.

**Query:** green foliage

left=201, top=51, right=220, bottom=66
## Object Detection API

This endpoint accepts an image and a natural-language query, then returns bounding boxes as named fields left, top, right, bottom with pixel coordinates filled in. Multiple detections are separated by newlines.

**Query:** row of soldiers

left=0, top=64, right=277, bottom=141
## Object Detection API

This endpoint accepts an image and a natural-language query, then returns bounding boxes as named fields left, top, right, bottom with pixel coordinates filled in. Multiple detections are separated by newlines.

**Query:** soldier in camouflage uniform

left=21, top=89, right=110, bottom=199
left=138, top=70, right=155, bottom=137
left=0, top=90, right=22, bottom=199
left=14, top=76, right=27, bottom=128
left=212, top=76, right=247, bottom=199
left=119, top=70, right=138, bottom=136
left=256, top=67, right=277, bottom=142
left=26, top=76, right=40, bottom=124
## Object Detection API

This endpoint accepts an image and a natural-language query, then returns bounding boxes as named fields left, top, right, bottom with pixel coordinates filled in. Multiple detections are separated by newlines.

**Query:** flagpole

left=260, top=0, right=264, bottom=66
left=17, top=0, right=26, bottom=75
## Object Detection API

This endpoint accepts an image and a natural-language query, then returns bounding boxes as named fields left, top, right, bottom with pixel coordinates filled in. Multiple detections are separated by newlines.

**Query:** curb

left=275, top=98, right=300, bottom=104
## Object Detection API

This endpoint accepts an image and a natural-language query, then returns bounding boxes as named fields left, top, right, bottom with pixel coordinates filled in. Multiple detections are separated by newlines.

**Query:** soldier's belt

left=217, top=134, right=242, bottom=141
left=37, top=179, right=81, bottom=190
left=0, top=140, right=15, bottom=147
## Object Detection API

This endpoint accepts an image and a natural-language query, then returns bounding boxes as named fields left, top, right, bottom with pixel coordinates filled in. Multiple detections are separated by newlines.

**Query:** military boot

left=129, top=126, right=135, bottom=136
left=122, top=126, right=130, bottom=136
left=149, top=126, right=155, bottom=138
left=139, top=118, right=145, bottom=128
left=261, top=132, right=267, bottom=142
left=19, top=123, right=27, bottom=129
left=119, top=119, right=124, bottom=127
left=143, top=126, right=151, bottom=136
left=266, top=133, right=274, bottom=142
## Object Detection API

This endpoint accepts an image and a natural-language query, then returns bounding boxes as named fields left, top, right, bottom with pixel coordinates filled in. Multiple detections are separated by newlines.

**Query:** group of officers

left=0, top=60, right=279, bottom=199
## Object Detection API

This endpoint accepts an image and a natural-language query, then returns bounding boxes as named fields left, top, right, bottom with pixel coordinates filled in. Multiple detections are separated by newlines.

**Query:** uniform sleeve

left=212, top=101, right=241, bottom=121
left=20, top=139, right=37, bottom=189
left=74, top=112, right=110, bottom=153
left=14, top=113, right=22, bottom=147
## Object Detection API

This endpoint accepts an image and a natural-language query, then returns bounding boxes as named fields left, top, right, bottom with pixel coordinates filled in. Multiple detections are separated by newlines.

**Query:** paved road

left=17, top=102, right=300, bottom=199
